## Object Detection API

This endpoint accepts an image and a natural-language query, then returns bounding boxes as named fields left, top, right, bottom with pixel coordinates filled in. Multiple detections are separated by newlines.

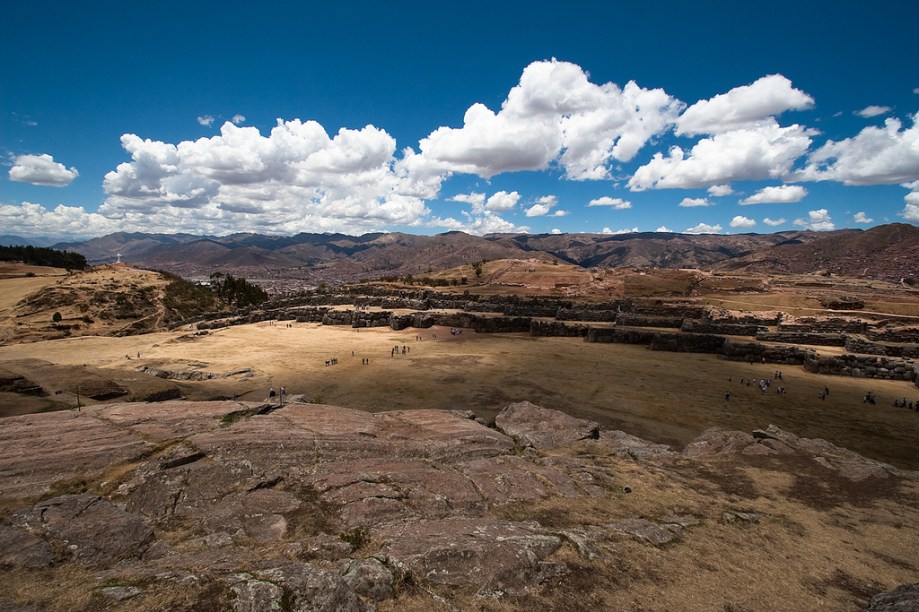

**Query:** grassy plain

left=2, top=319, right=918, bottom=470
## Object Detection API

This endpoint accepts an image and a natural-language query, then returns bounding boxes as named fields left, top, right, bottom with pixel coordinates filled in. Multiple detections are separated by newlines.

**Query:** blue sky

left=2, top=0, right=918, bottom=240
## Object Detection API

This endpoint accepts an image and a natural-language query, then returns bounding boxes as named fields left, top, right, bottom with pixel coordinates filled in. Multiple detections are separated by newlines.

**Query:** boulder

left=683, top=428, right=756, bottom=456
left=595, top=429, right=674, bottom=460
left=250, top=563, right=369, bottom=611
left=494, top=401, right=599, bottom=450
left=864, top=583, right=919, bottom=611
left=341, top=558, right=395, bottom=602
left=608, top=518, right=683, bottom=545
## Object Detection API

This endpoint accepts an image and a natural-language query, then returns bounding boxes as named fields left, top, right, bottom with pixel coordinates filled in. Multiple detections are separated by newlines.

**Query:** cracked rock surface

left=0, top=399, right=915, bottom=611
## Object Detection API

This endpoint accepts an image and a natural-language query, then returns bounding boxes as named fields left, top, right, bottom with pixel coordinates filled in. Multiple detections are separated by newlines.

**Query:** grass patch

left=339, top=526, right=371, bottom=550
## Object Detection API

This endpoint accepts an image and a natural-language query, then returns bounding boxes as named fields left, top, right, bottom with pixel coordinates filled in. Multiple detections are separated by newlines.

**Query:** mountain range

left=50, top=223, right=919, bottom=284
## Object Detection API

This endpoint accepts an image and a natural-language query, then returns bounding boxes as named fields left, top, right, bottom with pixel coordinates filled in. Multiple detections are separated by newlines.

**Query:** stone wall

left=681, top=320, right=765, bottom=337
left=844, top=338, right=919, bottom=359
left=756, top=331, right=848, bottom=347
left=705, top=310, right=783, bottom=326
left=633, top=304, right=707, bottom=319
left=615, top=315, right=684, bottom=329
left=804, top=354, right=917, bottom=381
left=529, top=320, right=590, bottom=337
left=503, top=304, right=560, bottom=317
left=866, top=327, right=919, bottom=343
left=778, top=317, right=868, bottom=334
left=555, top=308, right=619, bottom=322
left=585, top=327, right=659, bottom=345
left=721, top=341, right=816, bottom=365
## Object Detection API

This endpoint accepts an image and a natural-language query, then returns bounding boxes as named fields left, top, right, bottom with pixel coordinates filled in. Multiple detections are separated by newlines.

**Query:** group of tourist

left=893, top=398, right=919, bottom=410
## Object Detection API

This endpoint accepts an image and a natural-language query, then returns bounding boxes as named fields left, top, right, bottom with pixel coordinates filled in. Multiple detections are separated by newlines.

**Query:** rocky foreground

left=0, top=400, right=917, bottom=611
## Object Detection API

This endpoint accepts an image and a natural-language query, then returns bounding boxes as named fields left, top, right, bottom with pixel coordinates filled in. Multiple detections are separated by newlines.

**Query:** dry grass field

left=2, top=319, right=918, bottom=470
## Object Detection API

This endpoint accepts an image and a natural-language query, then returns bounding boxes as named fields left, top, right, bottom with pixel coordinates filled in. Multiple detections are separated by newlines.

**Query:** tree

left=52, top=311, right=63, bottom=323
left=208, top=273, right=267, bottom=308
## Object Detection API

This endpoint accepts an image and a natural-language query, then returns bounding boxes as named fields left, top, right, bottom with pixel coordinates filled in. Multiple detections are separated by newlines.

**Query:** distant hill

left=52, top=224, right=918, bottom=283
left=708, top=223, right=919, bottom=281
left=0, top=235, right=56, bottom=248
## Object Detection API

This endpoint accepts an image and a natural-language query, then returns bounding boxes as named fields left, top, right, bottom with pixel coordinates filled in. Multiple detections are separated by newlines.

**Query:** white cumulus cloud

left=678, top=197, right=712, bottom=207
left=656, top=226, right=673, bottom=232
left=99, top=119, right=443, bottom=235
left=197, top=115, right=215, bottom=126
left=739, top=184, right=807, bottom=205
left=525, top=195, right=558, bottom=217
left=587, top=196, right=632, bottom=209
left=708, top=184, right=734, bottom=196
left=602, top=226, right=639, bottom=235
left=855, top=106, right=892, bottom=118
left=418, top=59, right=683, bottom=180
left=8, top=154, right=79, bottom=187
left=629, top=121, right=815, bottom=191
left=0, top=201, right=117, bottom=239
left=462, top=211, right=527, bottom=235
left=486, top=190, right=520, bottom=212
left=730, top=215, right=757, bottom=229
left=684, top=222, right=722, bottom=234
left=793, top=209, right=835, bottom=231
left=853, top=211, right=873, bottom=223
left=796, top=112, right=919, bottom=185
left=449, top=192, right=486, bottom=207
left=675, top=74, right=814, bottom=136
left=902, top=183, right=919, bottom=221
left=231, top=114, right=246, bottom=125
left=763, top=217, right=786, bottom=226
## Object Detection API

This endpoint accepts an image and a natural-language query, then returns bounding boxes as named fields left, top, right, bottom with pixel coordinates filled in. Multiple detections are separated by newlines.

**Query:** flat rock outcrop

left=6, top=494, right=154, bottom=566
left=0, top=400, right=914, bottom=611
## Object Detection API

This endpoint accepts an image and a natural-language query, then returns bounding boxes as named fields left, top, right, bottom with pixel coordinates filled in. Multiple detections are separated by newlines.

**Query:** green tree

left=208, top=272, right=268, bottom=308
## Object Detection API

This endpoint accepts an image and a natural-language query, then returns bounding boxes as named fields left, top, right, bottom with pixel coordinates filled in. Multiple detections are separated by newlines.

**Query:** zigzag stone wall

left=804, top=354, right=917, bottom=381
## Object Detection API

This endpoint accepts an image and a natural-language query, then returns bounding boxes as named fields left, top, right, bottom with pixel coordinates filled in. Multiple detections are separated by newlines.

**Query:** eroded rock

left=865, top=582, right=919, bottom=611
left=0, top=524, right=54, bottom=568
left=378, top=517, right=564, bottom=596
left=495, top=401, right=599, bottom=450
left=9, top=494, right=154, bottom=566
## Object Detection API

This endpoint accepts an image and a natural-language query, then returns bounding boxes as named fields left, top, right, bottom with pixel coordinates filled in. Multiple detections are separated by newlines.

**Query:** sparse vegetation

left=159, top=270, right=224, bottom=322
left=339, top=526, right=370, bottom=550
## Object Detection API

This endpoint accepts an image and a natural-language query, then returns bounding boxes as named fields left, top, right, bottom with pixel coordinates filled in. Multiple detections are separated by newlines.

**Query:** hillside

left=708, top=223, right=919, bottom=281
left=50, top=225, right=919, bottom=288
left=0, top=264, right=221, bottom=345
